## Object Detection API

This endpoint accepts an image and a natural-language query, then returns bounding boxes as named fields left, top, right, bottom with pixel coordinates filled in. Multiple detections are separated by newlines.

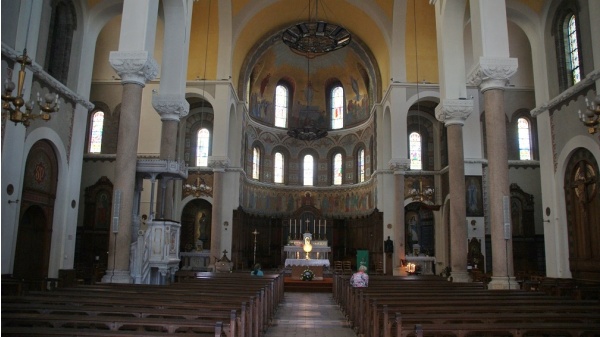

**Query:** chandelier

left=184, top=175, right=212, bottom=197
left=578, top=96, right=600, bottom=134
left=409, top=177, right=435, bottom=202
left=2, top=49, right=60, bottom=127
left=282, top=0, right=351, bottom=59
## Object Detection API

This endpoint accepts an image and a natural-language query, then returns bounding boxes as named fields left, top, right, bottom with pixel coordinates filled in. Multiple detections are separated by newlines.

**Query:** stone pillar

left=435, top=99, right=473, bottom=282
left=389, top=158, right=410, bottom=276
left=208, top=157, right=229, bottom=266
left=469, top=57, right=519, bottom=289
left=152, top=94, right=189, bottom=219
left=103, top=51, right=159, bottom=283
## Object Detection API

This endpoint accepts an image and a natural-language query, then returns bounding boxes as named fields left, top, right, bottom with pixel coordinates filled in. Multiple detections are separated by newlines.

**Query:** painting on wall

left=465, top=176, right=483, bottom=216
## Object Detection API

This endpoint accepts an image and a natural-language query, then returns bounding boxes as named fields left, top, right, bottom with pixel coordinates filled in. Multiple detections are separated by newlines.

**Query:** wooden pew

left=334, top=274, right=600, bottom=337
left=2, top=271, right=284, bottom=337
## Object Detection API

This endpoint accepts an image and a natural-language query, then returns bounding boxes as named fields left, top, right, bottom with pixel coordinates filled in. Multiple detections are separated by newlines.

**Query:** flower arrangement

left=301, top=268, right=314, bottom=281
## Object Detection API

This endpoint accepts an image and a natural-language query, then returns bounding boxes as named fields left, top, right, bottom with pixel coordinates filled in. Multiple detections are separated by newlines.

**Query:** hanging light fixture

left=282, top=0, right=351, bottom=59
left=2, top=4, right=59, bottom=127
left=408, top=0, right=434, bottom=203
left=184, top=175, right=212, bottom=197
left=578, top=96, right=600, bottom=134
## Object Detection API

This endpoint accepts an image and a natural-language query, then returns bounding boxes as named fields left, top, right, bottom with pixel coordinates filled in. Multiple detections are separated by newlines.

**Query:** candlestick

left=289, top=220, right=292, bottom=238
left=294, top=219, right=297, bottom=238
left=324, top=220, right=326, bottom=236
left=313, top=220, right=316, bottom=234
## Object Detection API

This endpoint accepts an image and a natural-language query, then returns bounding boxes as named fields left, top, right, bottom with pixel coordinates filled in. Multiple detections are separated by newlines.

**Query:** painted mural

left=249, top=42, right=371, bottom=129
left=241, top=180, right=376, bottom=218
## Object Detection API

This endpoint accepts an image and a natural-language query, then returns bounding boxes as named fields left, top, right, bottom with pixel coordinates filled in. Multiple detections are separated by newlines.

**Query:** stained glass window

left=196, top=128, right=210, bottom=166
left=567, top=15, right=581, bottom=84
left=303, top=155, right=314, bottom=186
left=275, top=85, right=288, bottom=128
left=274, top=152, right=284, bottom=183
left=252, top=147, right=261, bottom=179
left=409, top=132, right=422, bottom=170
left=333, top=153, right=342, bottom=185
left=89, top=111, right=104, bottom=153
left=518, top=118, right=531, bottom=160
left=331, top=86, right=344, bottom=129
left=358, top=149, right=365, bottom=182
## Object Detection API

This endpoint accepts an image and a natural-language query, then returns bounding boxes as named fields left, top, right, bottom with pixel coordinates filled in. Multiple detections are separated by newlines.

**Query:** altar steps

left=284, top=277, right=333, bottom=293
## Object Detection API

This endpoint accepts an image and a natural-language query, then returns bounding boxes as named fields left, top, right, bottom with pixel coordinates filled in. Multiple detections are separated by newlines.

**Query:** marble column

left=208, top=157, right=229, bottom=266
left=435, top=99, right=473, bottom=282
left=390, top=158, right=410, bottom=276
left=103, top=51, right=159, bottom=283
left=469, top=57, right=519, bottom=289
left=152, top=94, right=189, bottom=219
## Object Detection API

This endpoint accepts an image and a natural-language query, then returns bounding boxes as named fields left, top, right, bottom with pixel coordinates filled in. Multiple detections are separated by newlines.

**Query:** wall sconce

left=578, top=96, right=600, bottom=134
left=223, top=221, right=229, bottom=231
left=2, top=49, right=60, bottom=126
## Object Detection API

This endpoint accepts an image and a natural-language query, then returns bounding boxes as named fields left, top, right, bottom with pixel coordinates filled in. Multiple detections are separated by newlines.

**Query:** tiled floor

left=264, top=292, right=357, bottom=337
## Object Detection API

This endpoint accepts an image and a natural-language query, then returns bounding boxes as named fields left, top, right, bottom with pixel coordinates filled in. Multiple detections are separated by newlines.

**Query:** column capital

left=208, top=156, right=230, bottom=170
left=152, top=93, right=190, bottom=121
left=109, top=51, right=158, bottom=86
left=435, top=99, right=474, bottom=126
left=389, top=158, right=411, bottom=173
left=467, top=57, right=518, bottom=92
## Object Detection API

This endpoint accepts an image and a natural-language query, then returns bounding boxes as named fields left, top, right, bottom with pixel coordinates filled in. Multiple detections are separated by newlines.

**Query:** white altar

left=406, top=256, right=436, bottom=275
left=180, top=250, right=211, bottom=271
left=284, top=233, right=331, bottom=279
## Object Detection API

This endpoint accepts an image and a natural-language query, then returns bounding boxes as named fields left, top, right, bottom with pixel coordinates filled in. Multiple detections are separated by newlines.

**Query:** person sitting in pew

left=350, top=265, right=369, bottom=287
left=251, top=263, right=264, bottom=276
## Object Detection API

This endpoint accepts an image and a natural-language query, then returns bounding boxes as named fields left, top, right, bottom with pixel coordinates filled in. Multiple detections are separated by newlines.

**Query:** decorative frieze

left=109, top=51, right=158, bottom=86
left=208, top=156, right=230, bottom=170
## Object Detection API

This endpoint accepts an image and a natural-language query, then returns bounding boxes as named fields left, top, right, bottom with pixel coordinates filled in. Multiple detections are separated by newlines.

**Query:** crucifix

left=571, top=161, right=597, bottom=224
left=305, top=219, right=311, bottom=234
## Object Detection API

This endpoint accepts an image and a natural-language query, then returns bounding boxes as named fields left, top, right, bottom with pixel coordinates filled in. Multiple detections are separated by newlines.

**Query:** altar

left=406, top=256, right=436, bottom=275
left=180, top=250, right=211, bottom=271
left=284, top=235, right=331, bottom=280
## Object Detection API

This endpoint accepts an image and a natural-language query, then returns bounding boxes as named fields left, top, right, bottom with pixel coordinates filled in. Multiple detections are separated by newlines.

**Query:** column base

left=450, top=270, right=470, bottom=283
left=487, top=276, right=519, bottom=290
left=101, top=270, right=132, bottom=284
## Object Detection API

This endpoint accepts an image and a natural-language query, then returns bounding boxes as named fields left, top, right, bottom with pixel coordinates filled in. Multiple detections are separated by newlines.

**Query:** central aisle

left=264, top=292, right=357, bottom=337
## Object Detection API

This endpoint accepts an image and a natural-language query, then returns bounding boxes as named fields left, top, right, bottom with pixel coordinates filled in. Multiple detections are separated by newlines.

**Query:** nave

left=264, top=292, right=355, bottom=337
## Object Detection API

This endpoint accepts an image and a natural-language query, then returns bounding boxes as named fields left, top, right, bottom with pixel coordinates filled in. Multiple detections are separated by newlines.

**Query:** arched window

left=196, top=128, right=210, bottom=166
left=357, top=149, right=365, bottom=182
left=275, top=85, right=288, bottom=128
left=409, top=132, right=422, bottom=170
left=274, top=152, right=284, bottom=184
left=252, top=146, right=261, bottom=180
left=303, top=154, right=314, bottom=186
left=331, top=86, right=344, bottom=129
left=554, top=5, right=583, bottom=91
left=88, top=111, right=104, bottom=153
left=517, top=118, right=532, bottom=160
left=333, top=153, right=343, bottom=185
left=565, top=15, right=581, bottom=85
left=45, top=0, right=76, bottom=84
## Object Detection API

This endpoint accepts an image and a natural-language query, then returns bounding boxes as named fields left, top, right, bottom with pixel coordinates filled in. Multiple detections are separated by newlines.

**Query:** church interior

left=2, top=0, right=600, bottom=335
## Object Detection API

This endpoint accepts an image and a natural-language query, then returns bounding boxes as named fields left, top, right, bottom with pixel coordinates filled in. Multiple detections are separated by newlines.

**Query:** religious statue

left=384, top=236, right=394, bottom=254
left=195, top=212, right=207, bottom=251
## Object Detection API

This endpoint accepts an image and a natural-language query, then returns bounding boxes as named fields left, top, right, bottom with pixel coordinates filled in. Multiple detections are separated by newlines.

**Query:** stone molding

left=389, top=158, right=411, bottom=172
left=152, top=93, right=190, bottom=121
left=435, top=99, right=474, bottom=126
left=530, top=69, right=600, bottom=116
left=208, top=156, right=231, bottom=169
left=467, top=57, right=518, bottom=92
left=109, top=51, right=158, bottom=86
